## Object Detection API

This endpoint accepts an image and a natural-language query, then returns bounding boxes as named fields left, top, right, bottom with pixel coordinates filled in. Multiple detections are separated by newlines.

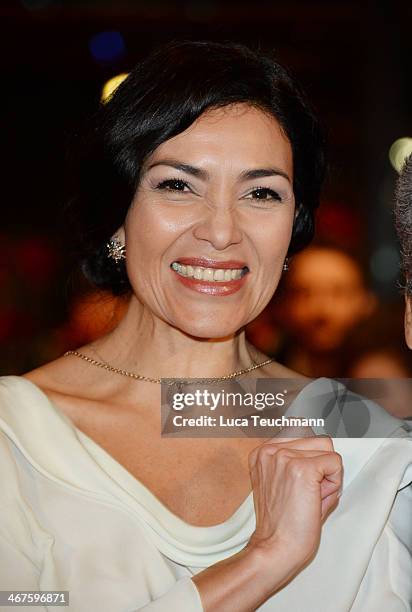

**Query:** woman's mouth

left=170, top=259, right=249, bottom=296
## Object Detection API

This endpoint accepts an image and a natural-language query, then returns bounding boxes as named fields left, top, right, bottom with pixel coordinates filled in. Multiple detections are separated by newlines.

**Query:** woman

left=0, top=41, right=411, bottom=611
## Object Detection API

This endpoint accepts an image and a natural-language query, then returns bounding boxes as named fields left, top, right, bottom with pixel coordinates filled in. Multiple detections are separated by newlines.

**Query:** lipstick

left=170, top=257, right=249, bottom=296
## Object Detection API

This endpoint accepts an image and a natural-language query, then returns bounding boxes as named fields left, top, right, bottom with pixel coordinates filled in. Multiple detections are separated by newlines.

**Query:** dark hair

left=64, top=40, right=326, bottom=295
left=394, top=153, right=412, bottom=295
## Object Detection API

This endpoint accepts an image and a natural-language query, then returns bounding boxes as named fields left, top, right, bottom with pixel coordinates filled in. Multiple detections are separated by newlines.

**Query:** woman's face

left=123, top=103, right=295, bottom=338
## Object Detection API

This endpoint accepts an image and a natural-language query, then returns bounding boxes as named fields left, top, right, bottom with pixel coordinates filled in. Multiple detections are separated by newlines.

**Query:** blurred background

left=2, top=0, right=412, bottom=393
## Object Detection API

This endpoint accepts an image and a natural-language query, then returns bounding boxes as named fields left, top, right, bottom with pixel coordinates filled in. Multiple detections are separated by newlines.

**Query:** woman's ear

left=404, top=294, right=412, bottom=349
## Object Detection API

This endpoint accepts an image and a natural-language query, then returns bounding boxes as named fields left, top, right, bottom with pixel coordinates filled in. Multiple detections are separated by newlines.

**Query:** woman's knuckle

left=318, top=435, right=334, bottom=451
left=259, top=444, right=278, bottom=458
left=286, top=457, right=306, bottom=478
left=274, top=447, right=293, bottom=464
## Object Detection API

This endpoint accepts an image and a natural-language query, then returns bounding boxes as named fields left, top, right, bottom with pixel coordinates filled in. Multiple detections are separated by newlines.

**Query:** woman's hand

left=192, top=436, right=343, bottom=612
left=246, top=436, right=343, bottom=574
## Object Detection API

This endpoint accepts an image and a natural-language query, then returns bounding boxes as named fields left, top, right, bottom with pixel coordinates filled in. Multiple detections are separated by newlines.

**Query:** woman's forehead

left=146, top=103, right=293, bottom=176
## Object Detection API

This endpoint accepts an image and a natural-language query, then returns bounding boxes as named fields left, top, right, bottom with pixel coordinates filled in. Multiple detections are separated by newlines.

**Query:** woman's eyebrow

left=146, top=159, right=207, bottom=179
left=239, top=167, right=291, bottom=184
left=146, top=159, right=291, bottom=184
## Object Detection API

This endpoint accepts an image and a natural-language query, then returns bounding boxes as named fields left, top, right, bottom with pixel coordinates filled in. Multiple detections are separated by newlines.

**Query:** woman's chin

left=172, top=319, right=243, bottom=340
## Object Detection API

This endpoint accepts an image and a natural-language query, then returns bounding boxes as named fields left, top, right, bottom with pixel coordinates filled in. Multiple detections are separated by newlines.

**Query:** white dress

left=0, top=375, right=411, bottom=611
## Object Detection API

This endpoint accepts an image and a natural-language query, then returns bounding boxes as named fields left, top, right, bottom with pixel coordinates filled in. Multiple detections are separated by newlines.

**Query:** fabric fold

left=0, top=375, right=411, bottom=610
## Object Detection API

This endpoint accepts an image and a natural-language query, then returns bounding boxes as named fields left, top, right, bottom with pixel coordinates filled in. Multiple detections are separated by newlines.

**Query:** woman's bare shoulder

left=21, top=350, right=136, bottom=417
left=21, top=350, right=118, bottom=406
left=23, top=354, right=87, bottom=395
left=24, top=344, right=118, bottom=390
left=22, top=357, right=87, bottom=420
left=21, top=353, right=127, bottom=429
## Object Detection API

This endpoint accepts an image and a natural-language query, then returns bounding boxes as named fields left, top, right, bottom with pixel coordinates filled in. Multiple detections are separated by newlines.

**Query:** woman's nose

left=192, top=206, right=243, bottom=251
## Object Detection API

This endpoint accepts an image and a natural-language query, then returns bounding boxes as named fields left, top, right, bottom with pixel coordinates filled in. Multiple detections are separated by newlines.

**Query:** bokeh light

left=389, top=137, right=412, bottom=173
left=89, top=31, right=126, bottom=64
left=101, top=73, right=129, bottom=103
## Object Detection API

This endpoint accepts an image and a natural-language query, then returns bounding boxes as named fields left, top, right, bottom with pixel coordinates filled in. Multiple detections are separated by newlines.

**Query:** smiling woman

left=120, top=103, right=296, bottom=330
left=64, top=41, right=324, bottom=299
left=0, top=40, right=411, bottom=612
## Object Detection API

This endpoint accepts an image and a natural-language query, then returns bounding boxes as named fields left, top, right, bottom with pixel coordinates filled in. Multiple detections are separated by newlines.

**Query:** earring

left=106, top=236, right=126, bottom=262
left=283, top=257, right=289, bottom=272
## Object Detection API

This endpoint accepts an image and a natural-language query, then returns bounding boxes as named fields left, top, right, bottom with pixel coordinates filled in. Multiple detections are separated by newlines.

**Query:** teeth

left=203, top=268, right=214, bottom=281
left=172, top=262, right=247, bottom=282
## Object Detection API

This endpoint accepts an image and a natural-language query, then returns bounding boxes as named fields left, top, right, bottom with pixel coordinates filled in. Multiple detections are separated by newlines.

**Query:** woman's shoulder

left=0, top=374, right=59, bottom=440
left=1, top=354, right=79, bottom=402
left=0, top=359, right=69, bottom=412
left=0, top=374, right=63, bottom=497
left=0, top=357, right=90, bottom=442
left=1, top=353, right=120, bottom=426
left=0, top=373, right=47, bottom=408
left=20, top=353, right=94, bottom=398
left=2, top=356, right=143, bottom=447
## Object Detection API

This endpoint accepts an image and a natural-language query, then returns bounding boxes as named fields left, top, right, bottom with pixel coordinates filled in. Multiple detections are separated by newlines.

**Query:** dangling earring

left=106, top=236, right=126, bottom=262
left=283, top=257, right=289, bottom=272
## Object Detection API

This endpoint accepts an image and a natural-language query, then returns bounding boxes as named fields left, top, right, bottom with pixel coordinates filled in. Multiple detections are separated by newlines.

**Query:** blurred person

left=276, top=245, right=376, bottom=377
left=342, top=304, right=412, bottom=418
left=343, top=301, right=409, bottom=373
left=349, top=351, right=412, bottom=420
left=349, top=349, right=411, bottom=378
left=0, top=41, right=410, bottom=612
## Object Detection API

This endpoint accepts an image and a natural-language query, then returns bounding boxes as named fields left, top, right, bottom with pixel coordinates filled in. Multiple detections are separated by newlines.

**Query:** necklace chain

left=63, top=350, right=274, bottom=386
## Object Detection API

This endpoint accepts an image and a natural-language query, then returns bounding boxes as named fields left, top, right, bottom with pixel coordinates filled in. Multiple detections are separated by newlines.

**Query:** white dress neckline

left=0, top=374, right=408, bottom=569
left=0, top=375, right=256, bottom=565
left=20, top=375, right=255, bottom=526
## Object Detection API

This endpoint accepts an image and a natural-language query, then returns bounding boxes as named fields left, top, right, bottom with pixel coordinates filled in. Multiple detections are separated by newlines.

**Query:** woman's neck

left=87, top=295, right=263, bottom=380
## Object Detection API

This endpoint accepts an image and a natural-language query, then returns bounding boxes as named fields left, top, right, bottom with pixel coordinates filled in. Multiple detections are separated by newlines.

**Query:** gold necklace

left=63, top=350, right=274, bottom=386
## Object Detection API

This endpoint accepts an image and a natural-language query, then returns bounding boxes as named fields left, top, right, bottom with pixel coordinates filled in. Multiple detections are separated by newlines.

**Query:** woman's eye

left=155, top=178, right=190, bottom=192
left=247, top=187, right=282, bottom=202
